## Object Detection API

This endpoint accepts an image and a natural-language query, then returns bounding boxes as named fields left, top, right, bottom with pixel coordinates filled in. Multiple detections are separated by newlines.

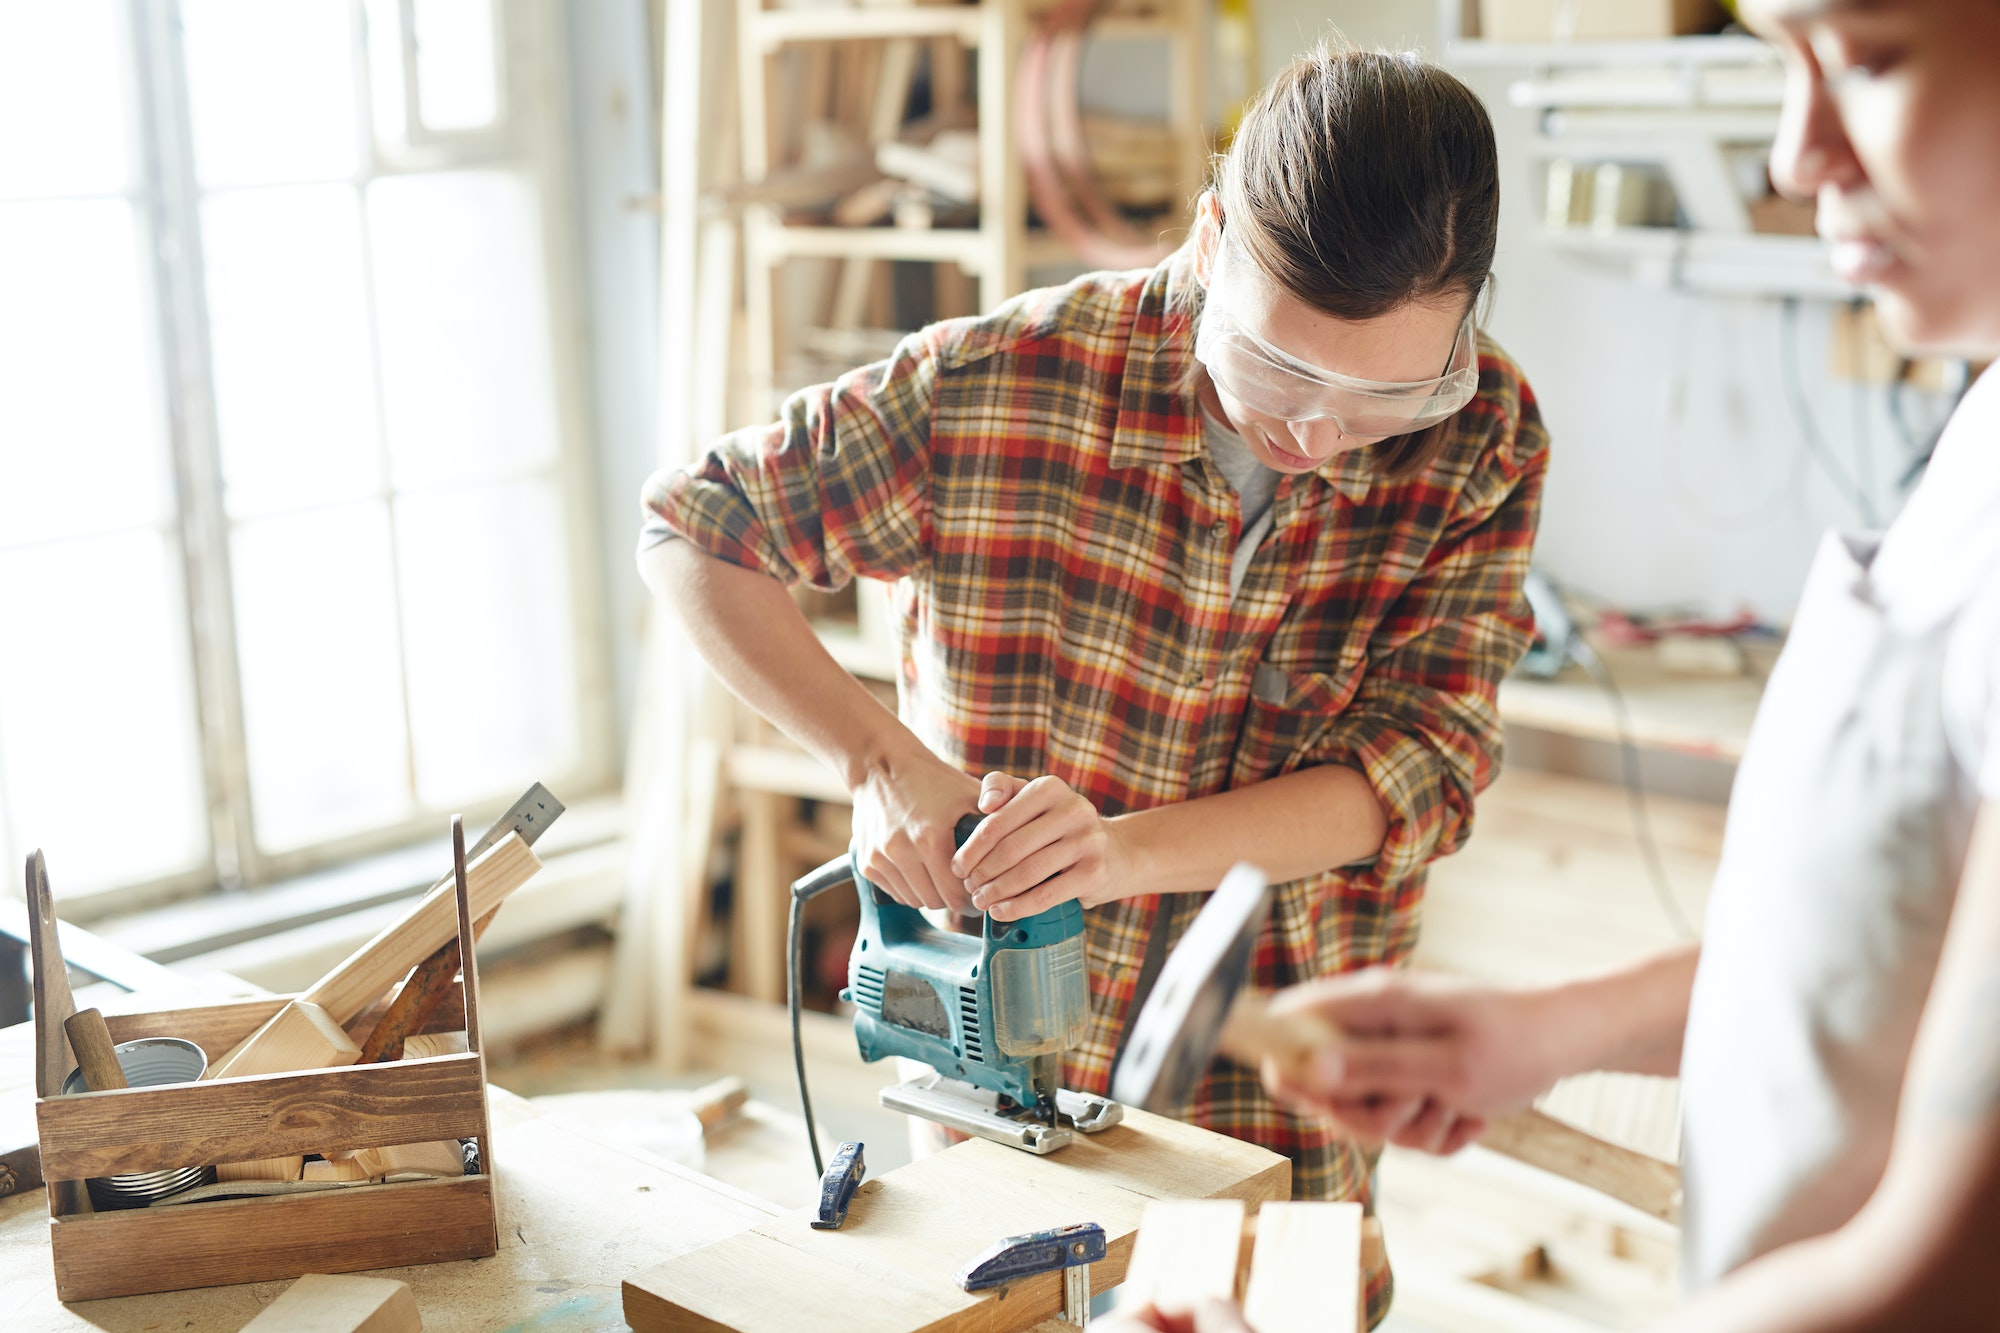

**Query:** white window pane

left=0, top=200, right=168, bottom=546
left=396, top=479, right=579, bottom=807
left=367, top=170, right=559, bottom=487
left=182, top=0, right=358, bottom=187
left=363, top=0, right=409, bottom=144
left=233, top=502, right=412, bottom=852
left=203, top=185, right=383, bottom=517
left=413, top=0, right=499, bottom=131
left=0, top=532, right=207, bottom=892
left=0, top=0, right=129, bottom=199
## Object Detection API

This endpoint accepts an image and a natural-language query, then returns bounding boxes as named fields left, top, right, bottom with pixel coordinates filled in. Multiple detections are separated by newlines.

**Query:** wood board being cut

left=623, top=1106, right=1290, bottom=1333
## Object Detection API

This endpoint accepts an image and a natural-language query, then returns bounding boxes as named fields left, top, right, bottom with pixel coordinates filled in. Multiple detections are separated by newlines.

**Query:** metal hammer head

left=1110, top=864, right=1272, bottom=1113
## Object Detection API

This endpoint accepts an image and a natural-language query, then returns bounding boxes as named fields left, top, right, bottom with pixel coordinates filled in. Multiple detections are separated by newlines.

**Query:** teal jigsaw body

left=840, top=820, right=1089, bottom=1111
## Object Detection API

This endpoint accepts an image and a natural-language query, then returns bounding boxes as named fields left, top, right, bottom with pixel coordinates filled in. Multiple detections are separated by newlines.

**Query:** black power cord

left=789, top=855, right=858, bottom=1180
left=1571, top=637, right=1701, bottom=942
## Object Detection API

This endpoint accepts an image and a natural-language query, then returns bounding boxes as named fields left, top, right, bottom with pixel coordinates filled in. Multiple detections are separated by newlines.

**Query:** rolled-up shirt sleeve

left=1309, top=386, right=1549, bottom=889
left=639, top=329, right=940, bottom=589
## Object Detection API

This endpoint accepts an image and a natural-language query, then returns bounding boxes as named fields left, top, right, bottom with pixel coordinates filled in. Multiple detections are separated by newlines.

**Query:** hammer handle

left=1217, top=992, right=1681, bottom=1225
left=64, top=1008, right=127, bottom=1092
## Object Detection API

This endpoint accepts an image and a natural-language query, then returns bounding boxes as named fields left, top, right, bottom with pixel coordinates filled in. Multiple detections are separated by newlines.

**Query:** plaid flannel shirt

left=644, top=254, right=1546, bottom=1225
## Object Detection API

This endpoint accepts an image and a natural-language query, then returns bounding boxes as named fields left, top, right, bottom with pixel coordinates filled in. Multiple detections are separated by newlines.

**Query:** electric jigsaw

left=788, top=815, right=1121, bottom=1161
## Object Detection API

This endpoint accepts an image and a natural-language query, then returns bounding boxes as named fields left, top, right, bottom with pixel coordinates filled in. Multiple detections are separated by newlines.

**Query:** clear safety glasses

left=1193, top=238, right=1480, bottom=438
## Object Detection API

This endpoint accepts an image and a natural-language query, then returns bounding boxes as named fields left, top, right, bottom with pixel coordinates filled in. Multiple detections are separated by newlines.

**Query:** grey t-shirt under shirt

left=1200, top=404, right=1279, bottom=601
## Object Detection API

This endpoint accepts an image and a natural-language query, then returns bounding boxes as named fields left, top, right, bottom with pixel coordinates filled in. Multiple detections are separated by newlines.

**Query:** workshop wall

left=1258, top=1, right=1935, bottom=623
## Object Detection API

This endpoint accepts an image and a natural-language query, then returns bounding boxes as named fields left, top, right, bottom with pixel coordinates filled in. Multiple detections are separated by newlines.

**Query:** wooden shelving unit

left=734, top=0, right=1206, bottom=418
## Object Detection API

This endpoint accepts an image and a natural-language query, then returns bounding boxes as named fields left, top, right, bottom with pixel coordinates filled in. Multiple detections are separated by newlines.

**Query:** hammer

left=1111, top=865, right=1682, bottom=1225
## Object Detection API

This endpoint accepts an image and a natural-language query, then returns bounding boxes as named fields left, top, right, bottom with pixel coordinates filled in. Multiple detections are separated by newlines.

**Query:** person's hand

left=1092, top=1299, right=1255, bottom=1333
left=849, top=742, right=984, bottom=915
left=949, top=772, right=1135, bottom=921
left=1263, top=969, right=1566, bottom=1155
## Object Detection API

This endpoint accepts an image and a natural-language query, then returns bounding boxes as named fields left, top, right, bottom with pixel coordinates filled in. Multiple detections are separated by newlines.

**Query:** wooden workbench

left=0, top=1086, right=780, bottom=1332
left=625, top=1106, right=1291, bottom=1333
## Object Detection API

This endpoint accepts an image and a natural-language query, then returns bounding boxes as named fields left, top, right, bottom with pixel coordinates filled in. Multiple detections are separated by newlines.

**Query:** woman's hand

left=850, top=741, right=985, bottom=915
left=950, top=772, right=1136, bottom=921
left=1261, top=969, right=1568, bottom=1154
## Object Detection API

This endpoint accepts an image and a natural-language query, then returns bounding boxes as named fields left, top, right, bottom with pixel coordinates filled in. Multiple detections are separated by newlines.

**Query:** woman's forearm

left=639, top=539, right=919, bottom=786
left=1532, top=945, right=1700, bottom=1079
left=1109, top=763, right=1390, bottom=896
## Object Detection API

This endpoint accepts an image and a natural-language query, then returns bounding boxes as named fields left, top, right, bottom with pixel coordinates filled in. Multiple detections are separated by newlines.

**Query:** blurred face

left=1743, top=0, right=2000, bottom=353
left=1189, top=203, right=1472, bottom=474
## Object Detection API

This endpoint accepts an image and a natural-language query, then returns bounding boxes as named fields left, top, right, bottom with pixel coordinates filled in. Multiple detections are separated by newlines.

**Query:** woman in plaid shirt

left=640, top=44, right=1547, bottom=1315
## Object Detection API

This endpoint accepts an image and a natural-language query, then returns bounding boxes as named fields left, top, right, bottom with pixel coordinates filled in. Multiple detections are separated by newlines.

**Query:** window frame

left=42, top=0, right=616, bottom=911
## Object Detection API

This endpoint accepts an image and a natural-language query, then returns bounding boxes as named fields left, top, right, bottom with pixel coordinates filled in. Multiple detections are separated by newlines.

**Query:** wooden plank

left=205, top=837, right=537, bottom=1081
left=302, top=835, right=537, bottom=1024
left=624, top=1106, right=1288, bottom=1333
left=25, top=851, right=78, bottom=1101
left=48, top=1175, right=497, bottom=1303
left=36, top=1053, right=486, bottom=1180
left=1118, top=1199, right=1247, bottom=1314
left=105, top=997, right=290, bottom=1055
left=210, top=1001, right=361, bottom=1080
left=1242, top=1202, right=1363, bottom=1333
left=238, top=1273, right=420, bottom=1333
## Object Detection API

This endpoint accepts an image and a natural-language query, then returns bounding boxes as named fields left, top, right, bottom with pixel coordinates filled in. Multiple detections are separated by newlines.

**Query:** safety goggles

left=1193, top=238, right=1480, bottom=438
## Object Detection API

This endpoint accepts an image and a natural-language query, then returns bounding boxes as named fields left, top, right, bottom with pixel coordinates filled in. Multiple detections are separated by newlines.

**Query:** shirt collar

left=1109, top=252, right=1375, bottom=508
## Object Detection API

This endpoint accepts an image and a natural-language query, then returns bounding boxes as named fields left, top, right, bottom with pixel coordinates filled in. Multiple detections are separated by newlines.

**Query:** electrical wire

left=1662, top=296, right=1804, bottom=533
left=1570, top=638, right=1702, bottom=942
left=789, top=856, right=857, bottom=1182
left=1780, top=298, right=1881, bottom=528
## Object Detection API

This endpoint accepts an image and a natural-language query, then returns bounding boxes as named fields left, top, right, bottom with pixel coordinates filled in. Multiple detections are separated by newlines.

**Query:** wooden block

left=219, top=1156, right=306, bottom=1184
left=207, top=1001, right=361, bottom=1081
left=1242, top=1202, right=1363, bottom=1333
left=1117, top=1199, right=1248, bottom=1313
left=239, top=1271, right=421, bottom=1332
left=303, top=1156, right=372, bottom=1184
left=400, top=1032, right=468, bottom=1059
left=326, top=1140, right=464, bottom=1181
left=623, top=1106, right=1288, bottom=1333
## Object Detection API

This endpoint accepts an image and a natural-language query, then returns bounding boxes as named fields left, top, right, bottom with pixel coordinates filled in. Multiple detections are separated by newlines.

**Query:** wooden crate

left=32, top=914, right=497, bottom=1301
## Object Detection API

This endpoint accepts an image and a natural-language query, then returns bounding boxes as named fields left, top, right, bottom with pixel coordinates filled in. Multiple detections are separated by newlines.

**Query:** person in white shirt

left=1106, top=1, right=2000, bottom=1328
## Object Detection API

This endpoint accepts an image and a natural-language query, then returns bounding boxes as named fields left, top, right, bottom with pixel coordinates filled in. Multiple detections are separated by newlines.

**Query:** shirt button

left=1209, top=520, right=1229, bottom=541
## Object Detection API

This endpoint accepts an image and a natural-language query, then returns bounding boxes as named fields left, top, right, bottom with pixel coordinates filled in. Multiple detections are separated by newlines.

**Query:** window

left=0, top=0, right=609, bottom=906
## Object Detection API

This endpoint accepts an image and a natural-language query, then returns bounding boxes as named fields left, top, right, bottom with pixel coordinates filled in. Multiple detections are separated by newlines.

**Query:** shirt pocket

left=1232, top=662, right=1358, bottom=784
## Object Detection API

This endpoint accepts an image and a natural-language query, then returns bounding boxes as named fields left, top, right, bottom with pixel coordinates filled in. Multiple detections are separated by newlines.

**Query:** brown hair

left=1189, top=43, right=1499, bottom=479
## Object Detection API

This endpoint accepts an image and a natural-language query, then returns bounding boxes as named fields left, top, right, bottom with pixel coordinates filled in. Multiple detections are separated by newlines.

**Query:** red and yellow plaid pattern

left=644, top=256, right=1545, bottom=1295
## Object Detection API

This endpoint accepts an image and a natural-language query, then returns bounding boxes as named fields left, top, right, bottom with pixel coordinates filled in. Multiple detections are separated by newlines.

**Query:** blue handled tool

left=955, top=1221, right=1106, bottom=1290
left=957, top=1222, right=1105, bottom=1326
left=810, top=1141, right=865, bottom=1230
left=788, top=816, right=1119, bottom=1179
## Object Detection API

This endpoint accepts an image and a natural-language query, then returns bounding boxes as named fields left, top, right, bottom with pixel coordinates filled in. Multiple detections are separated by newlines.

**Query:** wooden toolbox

left=30, top=872, right=499, bottom=1303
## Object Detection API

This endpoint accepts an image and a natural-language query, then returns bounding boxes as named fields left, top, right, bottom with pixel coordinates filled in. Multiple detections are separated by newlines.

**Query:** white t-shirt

left=1872, top=364, right=2000, bottom=798
left=1678, top=364, right=2000, bottom=1285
